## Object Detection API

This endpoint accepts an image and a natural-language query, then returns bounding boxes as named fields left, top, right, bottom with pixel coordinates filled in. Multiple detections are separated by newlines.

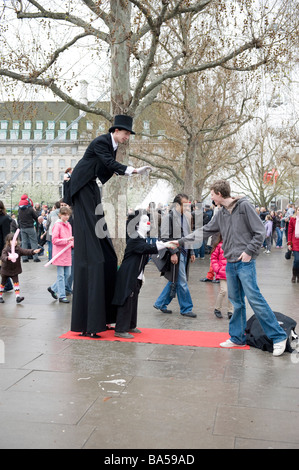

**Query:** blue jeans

left=51, top=266, right=72, bottom=299
left=275, top=227, right=283, bottom=247
left=226, top=260, right=287, bottom=345
left=293, top=251, right=299, bottom=270
left=154, top=252, right=193, bottom=314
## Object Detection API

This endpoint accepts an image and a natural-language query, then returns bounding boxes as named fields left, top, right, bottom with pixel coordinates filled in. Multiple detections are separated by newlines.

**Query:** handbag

left=285, top=249, right=292, bottom=260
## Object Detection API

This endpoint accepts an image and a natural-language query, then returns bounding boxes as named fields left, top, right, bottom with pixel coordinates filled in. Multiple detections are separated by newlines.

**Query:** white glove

left=136, top=166, right=152, bottom=174
left=164, top=241, right=179, bottom=249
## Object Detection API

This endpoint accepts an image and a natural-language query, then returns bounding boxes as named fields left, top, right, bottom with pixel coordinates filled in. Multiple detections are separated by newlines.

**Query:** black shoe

left=0, top=298, right=5, bottom=303
left=153, top=305, right=172, bottom=314
left=181, top=312, right=197, bottom=318
left=33, top=258, right=41, bottom=262
left=214, top=309, right=223, bottom=318
left=200, top=278, right=212, bottom=282
left=16, top=296, right=24, bottom=303
left=23, top=259, right=29, bottom=263
left=47, top=287, right=58, bottom=300
left=227, top=312, right=233, bottom=319
left=59, top=297, right=70, bottom=303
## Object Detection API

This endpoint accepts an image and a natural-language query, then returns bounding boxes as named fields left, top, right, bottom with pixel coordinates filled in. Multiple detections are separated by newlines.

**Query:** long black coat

left=70, top=133, right=127, bottom=198
left=112, top=235, right=158, bottom=306
left=70, top=133, right=129, bottom=334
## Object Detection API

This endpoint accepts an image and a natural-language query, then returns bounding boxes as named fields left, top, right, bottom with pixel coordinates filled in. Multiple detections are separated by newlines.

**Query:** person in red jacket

left=287, top=206, right=299, bottom=283
left=210, top=234, right=233, bottom=319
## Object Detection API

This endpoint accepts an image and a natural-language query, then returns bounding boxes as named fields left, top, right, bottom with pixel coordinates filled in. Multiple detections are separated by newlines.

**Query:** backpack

left=245, top=311, right=298, bottom=353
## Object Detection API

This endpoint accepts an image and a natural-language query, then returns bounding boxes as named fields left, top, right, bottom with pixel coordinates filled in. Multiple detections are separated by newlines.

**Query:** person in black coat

left=69, top=115, right=151, bottom=337
left=112, top=214, right=172, bottom=339
left=0, top=201, right=13, bottom=292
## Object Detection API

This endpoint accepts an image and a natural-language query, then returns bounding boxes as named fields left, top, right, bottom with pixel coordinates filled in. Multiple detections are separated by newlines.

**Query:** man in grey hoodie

left=175, top=180, right=287, bottom=356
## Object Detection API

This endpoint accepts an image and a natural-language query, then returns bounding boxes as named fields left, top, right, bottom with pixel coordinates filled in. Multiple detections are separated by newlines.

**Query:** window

left=47, top=171, right=54, bottom=182
left=47, top=159, right=53, bottom=168
left=0, top=171, right=6, bottom=181
left=0, top=121, right=8, bottom=130
left=23, top=159, right=30, bottom=168
left=60, top=121, right=67, bottom=130
left=71, top=122, right=78, bottom=130
left=34, top=130, right=43, bottom=140
left=0, top=159, right=5, bottom=168
left=36, top=120, right=43, bottom=130
left=86, top=121, right=93, bottom=130
left=22, top=130, right=31, bottom=140
left=35, top=171, right=41, bottom=182
left=10, top=130, right=19, bottom=140
left=24, top=147, right=30, bottom=155
left=48, top=121, right=55, bottom=130
left=59, top=159, right=65, bottom=169
left=59, top=147, right=65, bottom=155
left=0, top=147, right=7, bottom=154
left=24, top=120, right=32, bottom=130
left=58, top=130, right=66, bottom=140
left=70, top=130, right=78, bottom=140
left=59, top=172, right=64, bottom=181
left=71, top=146, right=78, bottom=155
left=35, top=159, right=42, bottom=169
left=12, top=120, right=20, bottom=130
left=11, top=159, right=18, bottom=168
left=23, top=171, right=30, bottom=182
left=47, top=147, right=53, bottom=155
left=46, top=130, right=55, bottom=140
left=98, top=123, right=105, bottom=133
left=71, top=159, right=77, bottom=167
left=12, top=147, right=18, bottom=155
left=0, top=130, right=7, bottom=140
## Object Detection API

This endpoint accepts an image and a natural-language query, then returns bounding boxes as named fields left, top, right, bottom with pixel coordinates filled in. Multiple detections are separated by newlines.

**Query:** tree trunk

left=104, top=0, right=133, bottom=264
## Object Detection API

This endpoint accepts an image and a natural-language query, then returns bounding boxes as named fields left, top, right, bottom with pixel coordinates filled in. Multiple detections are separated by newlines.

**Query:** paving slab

left=0, top=247, right=298, bottom=449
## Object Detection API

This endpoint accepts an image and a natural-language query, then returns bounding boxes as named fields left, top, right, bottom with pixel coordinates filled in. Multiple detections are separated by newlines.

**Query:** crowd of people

left=0, top=114, right=298, bottom=358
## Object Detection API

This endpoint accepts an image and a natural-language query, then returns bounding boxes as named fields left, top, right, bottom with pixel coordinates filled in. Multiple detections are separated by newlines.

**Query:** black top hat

left=109, top=115, right=135, bottom=134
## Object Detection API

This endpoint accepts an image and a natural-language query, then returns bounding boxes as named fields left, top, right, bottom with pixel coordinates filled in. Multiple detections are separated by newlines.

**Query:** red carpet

left=60, top=328, right=250, bottom=349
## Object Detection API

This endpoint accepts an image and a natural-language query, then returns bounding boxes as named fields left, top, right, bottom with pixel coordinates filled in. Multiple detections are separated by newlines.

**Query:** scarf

left=295, top=216, right=299, bottom=239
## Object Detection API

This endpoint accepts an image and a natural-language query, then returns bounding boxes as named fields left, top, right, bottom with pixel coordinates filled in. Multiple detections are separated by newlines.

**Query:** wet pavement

left=0, top=245, right=299, bottom=449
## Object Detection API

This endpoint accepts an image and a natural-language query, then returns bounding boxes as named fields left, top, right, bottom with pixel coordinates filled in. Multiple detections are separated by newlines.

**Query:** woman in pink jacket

left=48, top=206, right=74, bottom=303
left=210, top=235, right=233, bottom=319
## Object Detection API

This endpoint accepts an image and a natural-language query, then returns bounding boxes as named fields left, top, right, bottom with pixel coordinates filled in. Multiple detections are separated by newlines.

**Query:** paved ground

left=0, top=244, right=298, bottom=450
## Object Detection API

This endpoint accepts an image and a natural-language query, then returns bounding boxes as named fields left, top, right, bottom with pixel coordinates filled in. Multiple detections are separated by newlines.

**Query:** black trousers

left=115, top=279, right=142, bottom=333
left=71, top=181, right=117, bottom=334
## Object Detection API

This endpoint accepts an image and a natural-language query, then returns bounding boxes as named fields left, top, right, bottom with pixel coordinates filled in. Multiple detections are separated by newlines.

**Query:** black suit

left=70, top=133, right=128, bottom=335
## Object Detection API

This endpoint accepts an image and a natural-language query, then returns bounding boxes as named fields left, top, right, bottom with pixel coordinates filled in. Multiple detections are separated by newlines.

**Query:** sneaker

left=273, top=338, right=287, bottom=357
left=214, top=309, right=223, bottom=318
left=0, top=298, right=5, bottom=303
left=47, top=287, right=58, bottom=300
left=59, top=297, right=70, bottom=303
left=220, top=339, right=247, bottom=348
left=265, top=250, right=271, bottom=254
left=16, top=296, right=24, bottom=303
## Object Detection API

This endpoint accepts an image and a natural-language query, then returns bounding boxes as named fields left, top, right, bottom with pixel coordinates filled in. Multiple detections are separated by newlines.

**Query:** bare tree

left=1, top=0, right=298, bottom=255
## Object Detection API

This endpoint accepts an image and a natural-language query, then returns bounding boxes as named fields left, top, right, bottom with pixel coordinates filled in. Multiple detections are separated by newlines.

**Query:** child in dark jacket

left=0, top=232, right=40, bottom=303
left=210, top=234, right=233, bottom=319
left=112, top=214, right=172, bottom=339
